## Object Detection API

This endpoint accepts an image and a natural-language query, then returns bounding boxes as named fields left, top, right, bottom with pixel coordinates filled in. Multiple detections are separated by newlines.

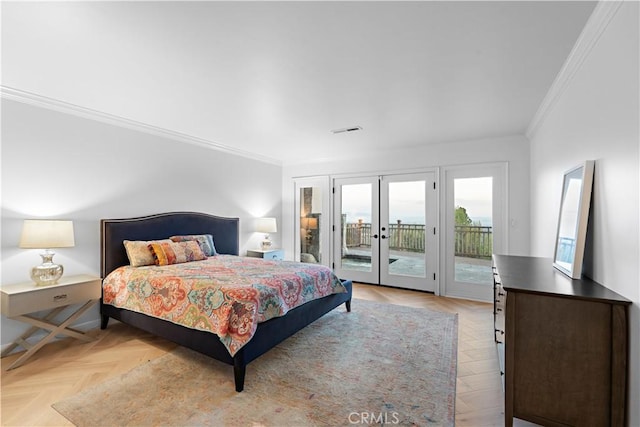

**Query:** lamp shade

left=19, top=220, right=75, bottom=249
left=301, top=217, right=318, bottom=230
left=256, top=217, right=277, bottom=233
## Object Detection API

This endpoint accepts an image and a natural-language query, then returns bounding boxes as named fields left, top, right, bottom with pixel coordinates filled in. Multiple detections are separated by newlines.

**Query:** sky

left=454, top=177, right=493, bottom=225
left=341, top=177, right=493, bottom=226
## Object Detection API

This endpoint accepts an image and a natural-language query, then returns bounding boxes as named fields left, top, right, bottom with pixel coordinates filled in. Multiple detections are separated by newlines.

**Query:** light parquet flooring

left=2, top=283, right=521, bottom=426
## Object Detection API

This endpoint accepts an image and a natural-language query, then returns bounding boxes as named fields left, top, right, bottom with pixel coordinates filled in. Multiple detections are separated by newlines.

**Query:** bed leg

left=100, top=315, right=110, bottom=330
left=233, top=358, right=246, bottom=392
left=345, top=299, right=352, bottom=312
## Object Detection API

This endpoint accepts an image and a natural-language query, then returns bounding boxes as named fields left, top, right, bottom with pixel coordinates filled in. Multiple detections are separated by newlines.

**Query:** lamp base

left=261, top=237, right=273, bottom=250
left=31, top=251, right=64, bottom=286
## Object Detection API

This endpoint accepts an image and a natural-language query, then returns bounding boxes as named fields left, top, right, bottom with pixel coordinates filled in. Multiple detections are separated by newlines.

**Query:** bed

left=100, top=211, right=352, bottom=392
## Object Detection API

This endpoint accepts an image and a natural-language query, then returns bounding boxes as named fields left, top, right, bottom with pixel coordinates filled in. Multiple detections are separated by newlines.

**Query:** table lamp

left=301, top=217, right=318, bottom=241
left=256, top=217, right=277, bottom=250
left=19, top=219, right=75, bottom=286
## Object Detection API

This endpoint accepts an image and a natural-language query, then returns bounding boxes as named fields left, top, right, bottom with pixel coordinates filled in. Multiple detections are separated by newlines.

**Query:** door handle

left=381, top=235, right=387, bottom=239
left=372, top=234, right=378, bottom=239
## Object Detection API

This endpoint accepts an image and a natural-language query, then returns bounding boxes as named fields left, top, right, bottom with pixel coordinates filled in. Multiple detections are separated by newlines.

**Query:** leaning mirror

left=553, top=160, right=594, bottom=279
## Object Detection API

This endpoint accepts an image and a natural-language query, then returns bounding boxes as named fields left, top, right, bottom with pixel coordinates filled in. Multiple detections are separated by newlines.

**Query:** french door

left=443, top=163, right=507, bottom=301
left=333, top=172, right=437, bottom=292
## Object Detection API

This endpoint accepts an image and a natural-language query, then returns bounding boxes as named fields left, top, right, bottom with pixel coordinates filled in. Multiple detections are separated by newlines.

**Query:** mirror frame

left=553, top=160, right=595, bottom=279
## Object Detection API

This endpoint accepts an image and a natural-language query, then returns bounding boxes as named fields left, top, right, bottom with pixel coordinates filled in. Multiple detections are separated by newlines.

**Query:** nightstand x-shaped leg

left=2, top=299, right=98, bottom=370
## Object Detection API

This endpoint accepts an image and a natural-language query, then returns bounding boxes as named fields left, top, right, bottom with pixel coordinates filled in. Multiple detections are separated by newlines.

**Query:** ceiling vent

left=331, top=126, right=362, bottom=134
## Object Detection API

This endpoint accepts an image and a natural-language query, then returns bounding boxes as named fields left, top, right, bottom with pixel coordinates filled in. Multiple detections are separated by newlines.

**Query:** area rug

left=53, top=299, right=458, bottom=426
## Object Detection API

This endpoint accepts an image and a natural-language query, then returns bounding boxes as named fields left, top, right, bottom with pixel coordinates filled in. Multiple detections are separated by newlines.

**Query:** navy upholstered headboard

left=101, top=212, right=240, bottom=278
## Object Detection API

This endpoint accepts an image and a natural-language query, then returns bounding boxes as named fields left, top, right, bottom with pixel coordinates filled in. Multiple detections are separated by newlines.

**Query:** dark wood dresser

left=492, top=255, right=631, bottom=427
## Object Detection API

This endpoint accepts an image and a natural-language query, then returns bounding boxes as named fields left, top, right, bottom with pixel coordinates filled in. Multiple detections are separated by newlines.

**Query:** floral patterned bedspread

left=102, top=255, right=346, bottom=355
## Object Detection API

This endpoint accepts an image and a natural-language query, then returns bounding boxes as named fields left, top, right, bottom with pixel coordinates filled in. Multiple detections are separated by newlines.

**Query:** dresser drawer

left=263, top=250, right=284, bottom=260
left=247, top=249, right=284, bottom=260
left=494, top=285, right=506, bottom=343
left=1, top=275, right=102, bottom=317
left=493, top=268, right=506, bottom=343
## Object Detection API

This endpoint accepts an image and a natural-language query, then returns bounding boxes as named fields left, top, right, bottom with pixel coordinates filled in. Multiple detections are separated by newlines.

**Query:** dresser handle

left=495, top=329, right=504, bottom=335
left=496, top=308, right=502, bottom=312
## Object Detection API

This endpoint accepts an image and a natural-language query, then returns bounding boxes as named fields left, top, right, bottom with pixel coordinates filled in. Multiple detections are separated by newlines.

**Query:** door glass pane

left=300, top=186, right=322, bottom=263
left=454, top=177, right=493, bottom=284
left=388, top=180, right=426, bottom=278
left=341, top=183, right=372, bottom=272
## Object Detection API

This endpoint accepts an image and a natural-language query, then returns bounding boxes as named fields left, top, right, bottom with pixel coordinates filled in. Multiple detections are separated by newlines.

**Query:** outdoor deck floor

left=342, top=248, right=493, bottom=284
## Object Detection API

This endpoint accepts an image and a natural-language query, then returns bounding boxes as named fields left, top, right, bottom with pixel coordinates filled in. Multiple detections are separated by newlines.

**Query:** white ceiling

left=2, top=1, right=597, bottom=165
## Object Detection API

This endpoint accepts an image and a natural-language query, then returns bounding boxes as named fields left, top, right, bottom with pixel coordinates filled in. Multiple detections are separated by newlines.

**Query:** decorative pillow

left=170, top=234, right=217, bottom=256
left=123, top=239, right=172, bottom=267
left=300, top=253, right=318, bottom=263
left=148, top=240, right=206, bottom=266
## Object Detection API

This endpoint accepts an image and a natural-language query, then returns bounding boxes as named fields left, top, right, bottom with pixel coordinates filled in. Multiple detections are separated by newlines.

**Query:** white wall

left=529, top=2, right=639, bottom=424
left=282, top=134, right=530, bottom=269
left=1, top=99, right=282, bottom=348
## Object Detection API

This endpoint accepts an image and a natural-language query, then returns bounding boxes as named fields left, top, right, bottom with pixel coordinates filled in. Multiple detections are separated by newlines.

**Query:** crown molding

left=0, top=86, right=282, bottom=166
left=526, top=1, right=624, bottom=139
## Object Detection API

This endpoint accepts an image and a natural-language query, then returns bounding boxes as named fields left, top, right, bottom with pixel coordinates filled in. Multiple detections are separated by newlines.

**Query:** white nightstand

left=0, top=274, right=102, bottom=370
left=246, top=249, right=285, bottom=260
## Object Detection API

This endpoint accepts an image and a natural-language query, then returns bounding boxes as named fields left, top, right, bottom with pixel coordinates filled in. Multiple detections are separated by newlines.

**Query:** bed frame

left=100, top=211, right=352, bottom=392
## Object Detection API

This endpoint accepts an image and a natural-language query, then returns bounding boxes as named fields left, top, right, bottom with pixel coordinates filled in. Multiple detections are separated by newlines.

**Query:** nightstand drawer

left=1, top=275, right=102, bottom=317
left=247, top=249, right=284, bottom=260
